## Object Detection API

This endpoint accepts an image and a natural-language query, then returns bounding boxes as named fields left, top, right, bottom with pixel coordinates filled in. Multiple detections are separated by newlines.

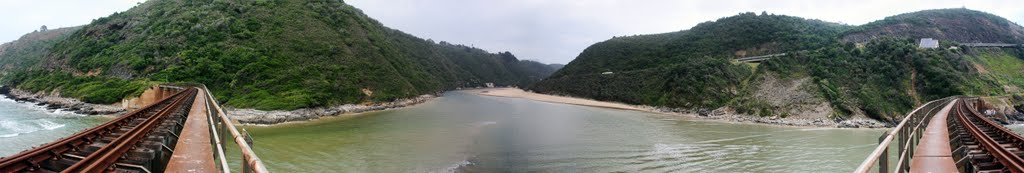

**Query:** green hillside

left=533, top=9, right=1024, bottom=121
left=0, top=0, right=557, bottom=110
left=843, top=8, right=1024, bottom=43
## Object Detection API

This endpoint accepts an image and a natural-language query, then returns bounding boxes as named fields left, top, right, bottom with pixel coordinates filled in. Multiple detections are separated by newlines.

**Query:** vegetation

left=0, top=0, right=558, bottom=110
left=843, top=8, right=1024, bottom=43
left=0, top=27, right=80, bottom=73
left=533, top=9, right=1024, bottom=121
left=1, top=71, right=150, bottom=104
left=549, top=12, right=849, bottom=78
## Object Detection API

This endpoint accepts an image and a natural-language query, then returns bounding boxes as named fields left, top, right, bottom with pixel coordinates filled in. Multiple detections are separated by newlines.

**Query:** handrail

left=199, top=84, right=270, bottom=173
left=854, top=96, right=957, bottom=173
left=204, top=88, right=231, bottom=173
left=890, top=99, right=945, bottom=172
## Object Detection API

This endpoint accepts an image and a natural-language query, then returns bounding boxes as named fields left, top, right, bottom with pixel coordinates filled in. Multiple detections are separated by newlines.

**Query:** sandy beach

left=473, top=87, right=644, bottom=111
left=472, top=87, right=888, bottom=128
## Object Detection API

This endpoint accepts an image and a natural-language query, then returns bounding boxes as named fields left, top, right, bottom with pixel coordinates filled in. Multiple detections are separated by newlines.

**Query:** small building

left=601, top=71, right=614, bottom=75
left=485, top=83, right=495, bottom=88
left=919, top=38, right=939, bottom=49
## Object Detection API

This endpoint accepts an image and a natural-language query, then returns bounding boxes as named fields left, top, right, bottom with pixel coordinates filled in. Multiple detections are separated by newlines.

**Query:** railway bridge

left=0, top=85, right=267, bottom=173
left=857, top=97, right=1024, bottom=173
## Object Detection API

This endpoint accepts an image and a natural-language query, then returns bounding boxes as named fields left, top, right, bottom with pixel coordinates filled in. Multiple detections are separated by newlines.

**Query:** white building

left=919, top=38, right=939, bottom=49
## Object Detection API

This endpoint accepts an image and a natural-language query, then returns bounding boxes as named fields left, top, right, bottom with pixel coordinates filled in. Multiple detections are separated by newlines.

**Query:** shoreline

left=226, top=94, right=437, bottom=125
left=473, top=88, right=888, bottom=128
left=0, top=86, right=125, bottom=115
left=0, top=84, right=438, bottom=126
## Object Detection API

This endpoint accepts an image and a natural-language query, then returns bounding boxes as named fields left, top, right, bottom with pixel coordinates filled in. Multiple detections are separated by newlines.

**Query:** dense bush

left=534, top=10, right=1024, bottom=120
left=0, top=0, right=558, bottom=110
left=2, top=71, right=150, bottom=104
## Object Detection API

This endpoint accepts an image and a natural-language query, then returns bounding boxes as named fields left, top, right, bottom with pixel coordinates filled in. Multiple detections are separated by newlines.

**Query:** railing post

left=898, top=127, right=906, bottom=173
left=243, top=129, right=254, bottom=173
left=879, top=131, right=890, bottom=173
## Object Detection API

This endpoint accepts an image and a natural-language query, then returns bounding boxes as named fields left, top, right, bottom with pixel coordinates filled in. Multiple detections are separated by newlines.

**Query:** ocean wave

left=435, top=160, right=472, bottom=173
left=46, top=109, right=80, bottom=116
left=0, top=96, right=15, bottom=103
left=0, top=120, right=36, bottom=134
left=34, top=119, right=66, bottom=130
left=0, top=119, right=66, bottom=137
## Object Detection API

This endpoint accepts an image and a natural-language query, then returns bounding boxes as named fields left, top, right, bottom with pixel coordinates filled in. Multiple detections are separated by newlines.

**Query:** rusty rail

left=199, top=84, right=269, bottom=173
left=854, top=97, right=956, bottom=173
left=0, top=87, right=189, bottom=172
left=953, top=99, right=1024, bottom=172
left=63, top=88, right=197, bottom=172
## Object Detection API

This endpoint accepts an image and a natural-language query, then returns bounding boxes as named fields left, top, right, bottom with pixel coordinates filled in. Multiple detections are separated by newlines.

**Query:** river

left=222, top=91, right=886, bottom=172
left=0, top=95, right=109, bottom=156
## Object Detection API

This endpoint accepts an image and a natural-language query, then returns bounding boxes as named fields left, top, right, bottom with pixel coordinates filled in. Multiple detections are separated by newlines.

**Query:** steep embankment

left=0, top=0, right=558, bottom=110
left=533, top=9, right=1024, bottom=124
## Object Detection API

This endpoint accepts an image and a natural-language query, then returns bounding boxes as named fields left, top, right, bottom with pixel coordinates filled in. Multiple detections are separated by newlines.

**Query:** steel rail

left=964, top=100, right=1024, bottom=142
left=953, top=99, right=1024, bottom=172
left=62, top=88, right=196, bottom=172
left=0, top=88, right=188, bottom=172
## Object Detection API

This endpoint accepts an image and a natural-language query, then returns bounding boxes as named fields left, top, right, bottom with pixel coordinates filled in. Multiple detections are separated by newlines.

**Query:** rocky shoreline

left=638, top=105, right=890, bottom=128
left=226, top=94, right=437, bottom=125
left=0, top=86, right=126, bottom=115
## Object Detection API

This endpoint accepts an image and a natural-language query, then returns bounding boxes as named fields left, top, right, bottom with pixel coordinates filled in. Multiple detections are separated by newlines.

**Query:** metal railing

left=190, top=84, right=269, bottom=173
left=854, top=97, right=957, bottom=173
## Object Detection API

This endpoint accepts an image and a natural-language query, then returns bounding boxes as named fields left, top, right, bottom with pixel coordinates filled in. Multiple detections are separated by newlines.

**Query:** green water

left=226, top=91, right=886, bottom=172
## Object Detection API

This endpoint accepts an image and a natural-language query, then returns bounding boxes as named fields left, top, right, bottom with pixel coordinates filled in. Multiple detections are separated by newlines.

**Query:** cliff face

left=0, top=0, right=559, bottom=110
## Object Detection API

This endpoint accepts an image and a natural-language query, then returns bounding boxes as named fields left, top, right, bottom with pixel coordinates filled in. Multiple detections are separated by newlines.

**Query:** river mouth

left=222, top=91, right=885, bottom=172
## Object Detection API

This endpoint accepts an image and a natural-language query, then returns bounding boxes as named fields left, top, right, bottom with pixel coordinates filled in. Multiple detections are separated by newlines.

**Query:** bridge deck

left=909, top=99, right=959, bottom=172
left=165, top=88, right=217, bottom=172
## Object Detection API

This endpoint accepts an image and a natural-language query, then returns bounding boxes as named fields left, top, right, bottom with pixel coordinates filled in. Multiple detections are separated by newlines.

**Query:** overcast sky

left=1, top=0, right=1021, bottom=64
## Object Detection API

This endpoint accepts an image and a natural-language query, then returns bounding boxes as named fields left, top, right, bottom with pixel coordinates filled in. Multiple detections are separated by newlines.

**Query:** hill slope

left=537, top=12, right=849, bottom=110
left=0, top=0, right=557, bottom=110
left=533, top=9, right=1024, bottom=122
left=843, top=8, right=1024, bottom=43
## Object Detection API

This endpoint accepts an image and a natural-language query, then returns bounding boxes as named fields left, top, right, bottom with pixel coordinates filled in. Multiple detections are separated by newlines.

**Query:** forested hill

left=532, top=9, right=1024, bottom=122
left=548, top=12, right=848, bottom=78
left=843, top=8, right=1024, bottom=43
left=0, top=0, right=559, bottom=110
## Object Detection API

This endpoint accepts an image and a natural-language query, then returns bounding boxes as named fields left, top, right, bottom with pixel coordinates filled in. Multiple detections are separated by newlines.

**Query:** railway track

left=0, top=88, right=197, bottom=173
left=950, top=99, right=1024, bottom=172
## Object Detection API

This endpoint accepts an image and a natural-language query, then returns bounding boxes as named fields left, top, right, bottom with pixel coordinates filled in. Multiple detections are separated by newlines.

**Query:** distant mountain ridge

left=0, top=0, right=559, bottom=110
left=533, top=8, right=1024, bottom=122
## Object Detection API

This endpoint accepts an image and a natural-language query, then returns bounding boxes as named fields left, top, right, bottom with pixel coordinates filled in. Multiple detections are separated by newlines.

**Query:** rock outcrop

left=227, top=95, right=436, bottom=125
left=1, top=87, right=125, bottom=115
